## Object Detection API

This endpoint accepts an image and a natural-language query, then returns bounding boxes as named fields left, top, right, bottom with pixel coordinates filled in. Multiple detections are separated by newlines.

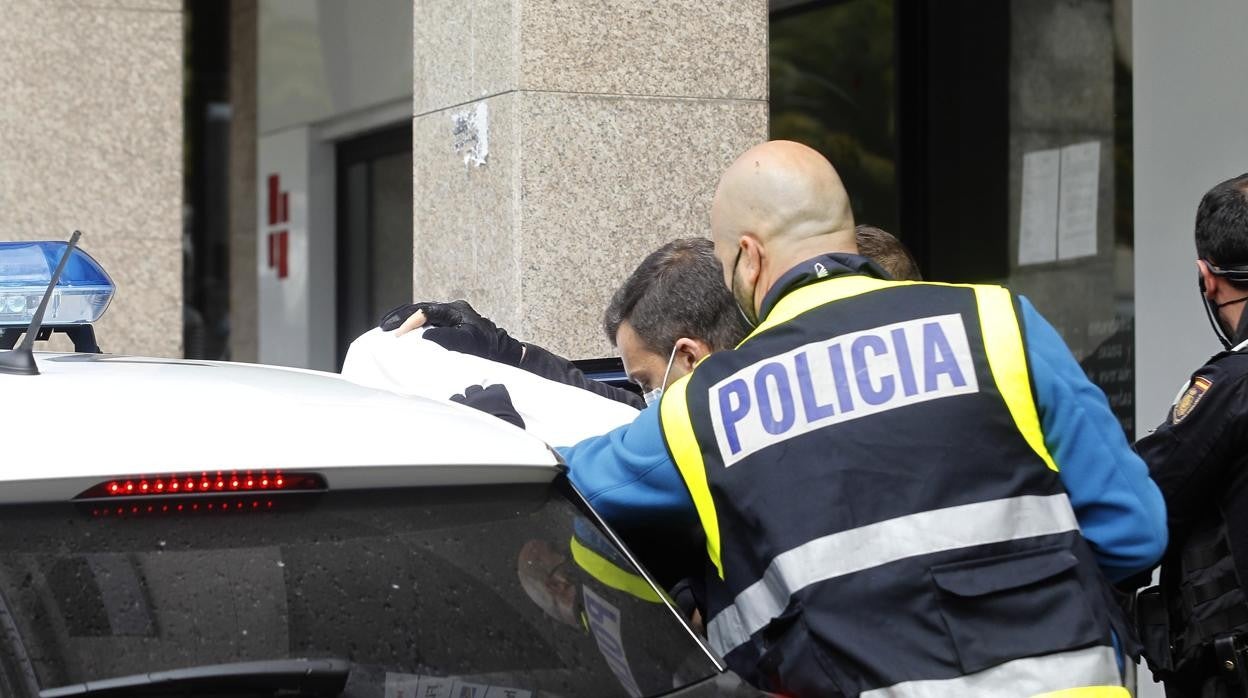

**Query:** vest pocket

left=931, top=545, right=1102, bottom=675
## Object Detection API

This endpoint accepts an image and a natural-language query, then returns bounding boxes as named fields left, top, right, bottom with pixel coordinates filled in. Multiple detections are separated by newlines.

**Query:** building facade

left=4, top=0, right=1245, bottom=445
left=222, top=0, right=1248, bottom=450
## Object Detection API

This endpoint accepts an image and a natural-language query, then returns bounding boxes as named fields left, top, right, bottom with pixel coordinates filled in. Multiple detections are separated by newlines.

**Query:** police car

left=0, top=238, right=764, bottom=698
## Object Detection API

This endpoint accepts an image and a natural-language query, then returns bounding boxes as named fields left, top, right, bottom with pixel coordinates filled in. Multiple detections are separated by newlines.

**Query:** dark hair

left=1196, top=173, right=1248, bottom=266
left=855, top=224, right=922, bottom=281
left=603, top=238, right=749, bottom=354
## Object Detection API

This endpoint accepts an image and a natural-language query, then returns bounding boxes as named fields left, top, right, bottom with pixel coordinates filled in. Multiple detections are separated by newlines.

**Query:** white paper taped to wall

left=1057, top=141, right=1101, bottom=260
left=1018, top=148, right=1061, bottom=266
left=1017, top=140, right=1102, bottom=266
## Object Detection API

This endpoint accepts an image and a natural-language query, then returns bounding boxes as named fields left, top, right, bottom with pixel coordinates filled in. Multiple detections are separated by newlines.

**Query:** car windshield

left=0, top=475, right=719, bottom=697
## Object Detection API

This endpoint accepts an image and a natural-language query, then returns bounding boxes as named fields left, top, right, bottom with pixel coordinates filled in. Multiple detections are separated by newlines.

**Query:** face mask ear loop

left=659, top=343, right=679, bottom=390
left=1201, top=276, right=1234, bottom=349
left=731, top=247, right=758, bottom=330
left=643, top=344, right=681, bottom=407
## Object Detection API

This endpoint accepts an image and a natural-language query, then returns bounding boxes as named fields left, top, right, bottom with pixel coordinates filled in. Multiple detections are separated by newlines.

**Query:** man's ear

left=676, top=337, right=713, bottom=369
left=1198, top=259, right=1218, bottom=298
left=739, top=235, right=764, bottom=284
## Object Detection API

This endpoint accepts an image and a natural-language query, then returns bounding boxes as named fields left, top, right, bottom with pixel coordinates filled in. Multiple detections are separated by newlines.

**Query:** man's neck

left=1227, top=303, right=1247, bottom=345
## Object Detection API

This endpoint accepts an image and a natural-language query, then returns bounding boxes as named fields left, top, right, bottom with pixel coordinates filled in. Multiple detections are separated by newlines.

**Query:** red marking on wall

left=268, top=175, right=281, bottom=226
left=276, top=231, right=288, bottom=279
left=266, top=174, right=290, bottom=280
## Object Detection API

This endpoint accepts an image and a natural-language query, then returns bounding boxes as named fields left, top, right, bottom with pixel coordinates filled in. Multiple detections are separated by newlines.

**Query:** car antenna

left=0, top=230, right=82, bottom=376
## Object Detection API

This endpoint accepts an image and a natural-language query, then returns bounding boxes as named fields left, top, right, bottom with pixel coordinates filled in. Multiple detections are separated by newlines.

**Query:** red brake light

left=89, top=496, right=287, bottom=519
left=75, top=471, right=325, bottom=500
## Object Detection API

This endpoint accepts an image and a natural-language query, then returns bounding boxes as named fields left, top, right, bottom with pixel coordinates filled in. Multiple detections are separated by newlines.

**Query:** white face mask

left=641, top=344, right=680, bottom=407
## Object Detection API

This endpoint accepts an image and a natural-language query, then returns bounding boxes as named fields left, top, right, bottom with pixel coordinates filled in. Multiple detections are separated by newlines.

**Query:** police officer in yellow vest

left=555, top=141, right=1168, bottom=697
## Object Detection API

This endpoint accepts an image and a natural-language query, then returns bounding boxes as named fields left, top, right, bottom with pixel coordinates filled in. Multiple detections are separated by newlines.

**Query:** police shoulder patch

left=1172, top=376, right=1212, bottom=423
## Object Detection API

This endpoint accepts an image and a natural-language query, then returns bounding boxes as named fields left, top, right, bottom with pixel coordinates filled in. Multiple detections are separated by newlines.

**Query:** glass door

left=335, top=125, right=413, bottom=367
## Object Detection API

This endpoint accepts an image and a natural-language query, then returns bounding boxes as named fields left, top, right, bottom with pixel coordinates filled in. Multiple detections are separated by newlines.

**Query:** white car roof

left=0, top=352, right=559, bottom=502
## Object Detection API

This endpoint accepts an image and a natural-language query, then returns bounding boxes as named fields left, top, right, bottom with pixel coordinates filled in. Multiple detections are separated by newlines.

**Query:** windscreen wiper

left=39, top=658, right=350, bottom=697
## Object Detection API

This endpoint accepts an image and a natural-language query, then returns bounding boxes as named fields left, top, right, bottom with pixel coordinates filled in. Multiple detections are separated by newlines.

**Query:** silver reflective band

left=860, top=645, right=1121, bottom=698
left=706, top=494, right=1079, bottom=655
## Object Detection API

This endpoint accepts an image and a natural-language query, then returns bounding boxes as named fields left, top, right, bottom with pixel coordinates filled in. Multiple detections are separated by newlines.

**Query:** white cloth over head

left=341, top=328, right=639, bottom=447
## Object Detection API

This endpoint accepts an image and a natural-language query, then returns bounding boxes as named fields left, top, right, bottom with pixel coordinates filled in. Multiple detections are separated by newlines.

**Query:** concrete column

left=229, top=0, right=259, bottom=364
left=412, top=1, right=769, bottom=358
left=0, top=0, right=183, bottom=357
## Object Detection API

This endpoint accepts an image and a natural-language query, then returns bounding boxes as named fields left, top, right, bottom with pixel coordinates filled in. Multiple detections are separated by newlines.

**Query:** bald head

left=710, top=141, right=856, bottom=256
left=709, top=141, right=857, bottom=321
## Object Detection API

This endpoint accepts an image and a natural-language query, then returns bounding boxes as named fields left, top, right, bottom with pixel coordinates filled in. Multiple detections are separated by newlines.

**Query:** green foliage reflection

left=770, top=0, right=898, bottom=233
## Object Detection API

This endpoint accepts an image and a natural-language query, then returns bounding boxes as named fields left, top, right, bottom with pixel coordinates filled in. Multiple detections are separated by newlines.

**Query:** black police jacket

left=1136, top=344, right=1248, bottom=670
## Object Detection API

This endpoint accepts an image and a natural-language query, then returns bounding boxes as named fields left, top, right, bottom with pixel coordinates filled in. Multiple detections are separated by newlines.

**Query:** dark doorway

left=184, top=0, right=232, bottom=360
left=335, top=126, right=414, bottom=367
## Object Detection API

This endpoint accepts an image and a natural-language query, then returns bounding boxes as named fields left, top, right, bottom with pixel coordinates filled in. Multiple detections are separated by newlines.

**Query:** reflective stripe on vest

left=705, top=493, right=1080, bottom=656
left=659, top=372, right=722, bottom=576
left=860, top=645, right=1122, bottom=698
left=569, top=535, right=662, bottom=603
left=659, top=276, right=1058, bottom=579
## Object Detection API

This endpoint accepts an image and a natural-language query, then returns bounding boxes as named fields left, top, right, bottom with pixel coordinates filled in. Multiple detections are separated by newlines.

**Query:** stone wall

left=412, top=0, right=770, bottom=359
left=229, top=0, right=259, bottom=363
left=0, top=0, right=183, bottom=357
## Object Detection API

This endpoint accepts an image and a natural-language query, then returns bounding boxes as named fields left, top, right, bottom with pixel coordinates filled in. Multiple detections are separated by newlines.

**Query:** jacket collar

left=758, top=253, right=889, bottom=322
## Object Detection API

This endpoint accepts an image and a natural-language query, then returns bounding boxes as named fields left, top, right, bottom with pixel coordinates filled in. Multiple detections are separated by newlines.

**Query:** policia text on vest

left=711, top=313, right=975, bottom=465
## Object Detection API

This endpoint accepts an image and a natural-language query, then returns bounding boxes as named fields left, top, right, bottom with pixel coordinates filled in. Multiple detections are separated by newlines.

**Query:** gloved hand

left=379, top=300, right=524, bottom=366
left=450, top=384, right=526, bottom=430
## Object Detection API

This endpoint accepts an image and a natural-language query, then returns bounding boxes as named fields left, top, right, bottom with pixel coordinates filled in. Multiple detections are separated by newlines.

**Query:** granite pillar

left=229, top=0, right=259, bottom=363
left=0, top=0, right=183, bottom=357
left=412, top=0, right=769, bottom=358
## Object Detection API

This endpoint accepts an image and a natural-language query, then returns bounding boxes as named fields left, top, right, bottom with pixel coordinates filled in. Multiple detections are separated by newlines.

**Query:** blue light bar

left=0, top=241, right=114, bottom=327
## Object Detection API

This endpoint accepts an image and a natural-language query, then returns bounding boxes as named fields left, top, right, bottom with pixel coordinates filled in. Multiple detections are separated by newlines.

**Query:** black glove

left=450, top=384, right=526, bottom=430
left=379, top=300, right=524, bottom=366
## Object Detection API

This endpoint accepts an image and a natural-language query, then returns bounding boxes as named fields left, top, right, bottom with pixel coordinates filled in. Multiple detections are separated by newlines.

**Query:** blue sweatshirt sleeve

left=1019, top=296, right=1168, bottom=581
left=556, top=402, right=697, bottom=528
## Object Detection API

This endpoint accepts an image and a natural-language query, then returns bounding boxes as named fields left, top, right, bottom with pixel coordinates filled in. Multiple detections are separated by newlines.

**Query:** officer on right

left=1137, top=172, right=1248, bottom=697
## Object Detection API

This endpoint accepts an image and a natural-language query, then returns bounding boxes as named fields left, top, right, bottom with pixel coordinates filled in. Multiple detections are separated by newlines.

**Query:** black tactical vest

left=1168, top=519, right=1248, bottom=668
left=659, top=273, right=1125, bottom=697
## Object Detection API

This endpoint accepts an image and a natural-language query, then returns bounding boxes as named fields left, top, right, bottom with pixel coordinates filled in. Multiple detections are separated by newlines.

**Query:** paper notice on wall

left=1018, top=149, right=1061, bottom=266
left=1057, top=141, right=1101, bottom=260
